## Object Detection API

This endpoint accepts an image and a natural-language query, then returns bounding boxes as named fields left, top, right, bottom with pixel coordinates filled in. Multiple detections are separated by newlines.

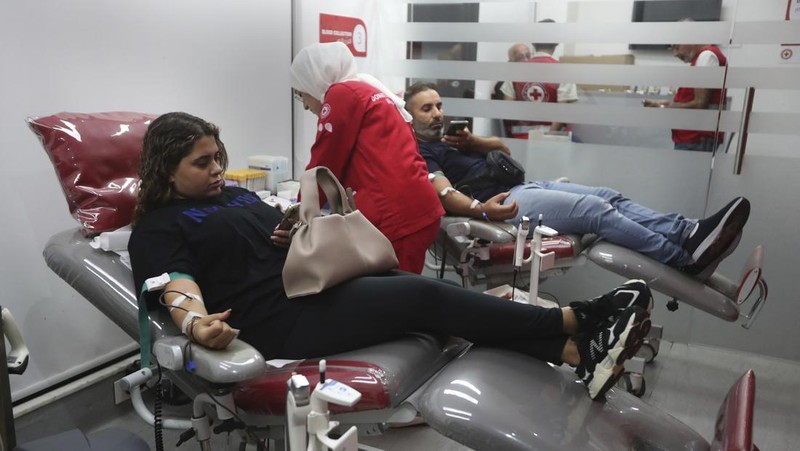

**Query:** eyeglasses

left=292, top=90, right=303, bottom=102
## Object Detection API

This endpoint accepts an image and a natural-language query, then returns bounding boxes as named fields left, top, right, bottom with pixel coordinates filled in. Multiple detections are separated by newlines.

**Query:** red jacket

left=307, top=80, right=443, bottom=241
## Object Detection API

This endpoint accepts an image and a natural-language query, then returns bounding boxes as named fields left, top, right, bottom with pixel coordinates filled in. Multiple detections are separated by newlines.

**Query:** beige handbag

left=282, top=166, right=398, bottom=298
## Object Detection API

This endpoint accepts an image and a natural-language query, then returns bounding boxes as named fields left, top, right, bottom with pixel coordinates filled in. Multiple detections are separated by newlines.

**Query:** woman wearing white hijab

left=290, top=42, right=443, bottom=274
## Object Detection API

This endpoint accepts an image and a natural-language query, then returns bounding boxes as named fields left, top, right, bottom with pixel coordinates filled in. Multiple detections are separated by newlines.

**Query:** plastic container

left=247, top=155, right=290, bottom=193
left=276, top=180, right=300, bottom=201
left=224, top=168, right=268, bottom=192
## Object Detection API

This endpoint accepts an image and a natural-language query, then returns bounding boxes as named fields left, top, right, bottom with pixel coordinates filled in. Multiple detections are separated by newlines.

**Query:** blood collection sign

left=319, top=13, right=367, bottom=57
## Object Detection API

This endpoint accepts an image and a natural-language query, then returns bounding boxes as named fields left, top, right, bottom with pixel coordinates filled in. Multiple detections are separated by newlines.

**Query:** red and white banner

left=319, top=13, right=367, bottom=57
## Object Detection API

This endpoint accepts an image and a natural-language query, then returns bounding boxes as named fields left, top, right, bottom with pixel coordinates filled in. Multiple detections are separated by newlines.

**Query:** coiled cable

left=153, top=372, right=164, bottom=451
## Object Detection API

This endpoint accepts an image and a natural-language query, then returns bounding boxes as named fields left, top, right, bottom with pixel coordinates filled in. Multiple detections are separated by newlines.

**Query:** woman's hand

left=272, top=203, right=299, bottom=248
left=189, top=309, right=238, bottom=349
left=483, top=192, right=519, bottom=221
left=271, top=226, right=293, bottom=248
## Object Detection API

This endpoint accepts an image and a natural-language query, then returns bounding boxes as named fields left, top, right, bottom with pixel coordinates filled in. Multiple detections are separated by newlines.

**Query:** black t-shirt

left=128, top=186, right=302, bottom=358
left=417, top=140, right=509, bottom=201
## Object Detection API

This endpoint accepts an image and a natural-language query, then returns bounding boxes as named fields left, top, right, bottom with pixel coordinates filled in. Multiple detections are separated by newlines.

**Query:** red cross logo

left=522, top=83, right=548, bottom=102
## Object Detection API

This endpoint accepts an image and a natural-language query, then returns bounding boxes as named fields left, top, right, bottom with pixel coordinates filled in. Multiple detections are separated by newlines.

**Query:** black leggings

left=276, top=272, right=569, bottom=364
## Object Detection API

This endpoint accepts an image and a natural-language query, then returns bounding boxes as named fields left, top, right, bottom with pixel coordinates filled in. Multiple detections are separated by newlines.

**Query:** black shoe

left=569, top=279, right=653, bottom=332
left=682, top=231, right=743, bottom=279
left=574, top=305, right=651, bottom=401
left=683, top=197, right=750, bottom=269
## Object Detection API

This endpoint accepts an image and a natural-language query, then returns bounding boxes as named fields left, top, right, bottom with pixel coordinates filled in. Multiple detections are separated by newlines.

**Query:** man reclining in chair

left=403, top=82, right=750, bottom=278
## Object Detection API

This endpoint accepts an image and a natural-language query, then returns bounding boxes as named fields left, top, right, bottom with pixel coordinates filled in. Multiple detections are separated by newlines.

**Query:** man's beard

left=415, top=124, right=443, bottom=142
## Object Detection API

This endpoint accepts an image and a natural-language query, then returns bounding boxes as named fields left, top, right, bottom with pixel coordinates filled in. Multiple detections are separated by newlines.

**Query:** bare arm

left=431, top=174, right=519, bottom=221
left=162, top=279, right=237, bottom=349
left=441, top=128, right=511, bottom=156
left=644, top=88, right=711, bottom=110
left=672, top=87, right=712, bottom=109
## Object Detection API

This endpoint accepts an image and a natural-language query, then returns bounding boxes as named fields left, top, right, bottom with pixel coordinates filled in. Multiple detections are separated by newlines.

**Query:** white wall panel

left=0, top=0, right=292, bottom=399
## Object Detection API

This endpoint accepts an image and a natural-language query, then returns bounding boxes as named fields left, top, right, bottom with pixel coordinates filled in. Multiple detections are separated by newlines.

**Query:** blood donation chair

left=432, top=215, right=768, bottom=328
left=431, top=215, right=767, bottom=395
left=42, top=228, right=761, bottom=450
left=30, top=112, right=761, bottom=450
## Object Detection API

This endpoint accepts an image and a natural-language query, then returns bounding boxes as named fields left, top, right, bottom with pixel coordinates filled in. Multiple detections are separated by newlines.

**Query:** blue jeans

left=504, top=181, right=696, bottom=266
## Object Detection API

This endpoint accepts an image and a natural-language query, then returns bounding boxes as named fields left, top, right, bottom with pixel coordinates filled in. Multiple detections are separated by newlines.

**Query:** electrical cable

left=538, top=291, right=561, bottom=307
left=153, top=363, right=165, bottom=451
left=194, top=382, right=266, bottom=448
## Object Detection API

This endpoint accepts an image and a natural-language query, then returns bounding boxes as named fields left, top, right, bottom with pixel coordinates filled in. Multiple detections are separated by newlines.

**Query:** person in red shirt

left=499, top=20, right=579, bottom=137
left=290, top=42, right=443, bottom=273
left=644, top=21, right=728, bottom=151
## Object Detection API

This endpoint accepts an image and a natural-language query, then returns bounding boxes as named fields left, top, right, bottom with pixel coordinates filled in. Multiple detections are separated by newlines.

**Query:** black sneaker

left=574, top=305, right=651, bottom=401
left=682, top=231, right=743, bottom=279
left=569, top=279, right=653, bottom=332
left=683, top=197, right=750, bottom=268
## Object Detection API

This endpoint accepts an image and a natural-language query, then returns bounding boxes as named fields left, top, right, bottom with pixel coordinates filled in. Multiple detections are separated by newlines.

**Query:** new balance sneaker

left=574, top=305, right=651, bottom=401
left=569, top=279, right=653, bottom=332
left=683, top=197, right=750, bottom=269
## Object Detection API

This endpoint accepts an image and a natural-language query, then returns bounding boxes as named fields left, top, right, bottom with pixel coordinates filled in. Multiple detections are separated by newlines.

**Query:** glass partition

left=407, top=3, right=480, bottom=129
left=378, top=0, right=800, bottom=354
left=696, top=0, right=800, bottom=353
left=382, top=0, right=729, bottom=217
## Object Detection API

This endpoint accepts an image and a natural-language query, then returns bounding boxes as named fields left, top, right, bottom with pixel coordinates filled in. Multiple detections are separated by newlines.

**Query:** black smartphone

left=444, top=120, right=469, bottom=136
left=278, top=203, right=300, bottom=231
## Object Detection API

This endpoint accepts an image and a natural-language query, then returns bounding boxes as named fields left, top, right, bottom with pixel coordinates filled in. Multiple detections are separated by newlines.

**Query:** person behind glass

left=404, top=82, right=751, bottom=278
left=643, top=19, right=728, bottom=152
left=128, top=111, right=654, bottom=401
left=289, top=41, right=443, bottom=274
left=498, top=19, right=579, bottom=137
left=492, top=43, right=532, bottom=100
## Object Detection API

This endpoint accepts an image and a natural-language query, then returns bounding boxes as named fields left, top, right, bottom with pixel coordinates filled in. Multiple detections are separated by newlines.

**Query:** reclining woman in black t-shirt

left=128, top=111, right=652, bottom=401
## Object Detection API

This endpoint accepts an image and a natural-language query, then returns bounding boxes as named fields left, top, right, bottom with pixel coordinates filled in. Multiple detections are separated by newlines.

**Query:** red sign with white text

left=319, top=13, right=367, bottom=57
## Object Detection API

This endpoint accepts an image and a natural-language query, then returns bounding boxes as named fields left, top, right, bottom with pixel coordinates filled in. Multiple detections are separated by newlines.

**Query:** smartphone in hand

left=444, top=120, right=469, bottom=136
left=278, top=203, right=300, bottom=231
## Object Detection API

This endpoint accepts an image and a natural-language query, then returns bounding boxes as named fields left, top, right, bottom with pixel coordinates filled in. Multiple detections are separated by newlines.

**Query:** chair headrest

left=28, top=112, right=156, bottom=236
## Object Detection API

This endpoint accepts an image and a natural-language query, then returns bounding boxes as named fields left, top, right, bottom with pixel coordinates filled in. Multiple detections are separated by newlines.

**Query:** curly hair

left=132, top=112, right=228, bottom=225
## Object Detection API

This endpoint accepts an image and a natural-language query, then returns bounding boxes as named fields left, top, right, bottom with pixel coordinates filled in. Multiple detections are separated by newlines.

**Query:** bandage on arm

left=181, top=311, right=204, bottom=335
left=163, top=279, right=210, bottom=333
left=431, top=175, right=484, bottom=219
left=170, top=293, right=204, bottom=309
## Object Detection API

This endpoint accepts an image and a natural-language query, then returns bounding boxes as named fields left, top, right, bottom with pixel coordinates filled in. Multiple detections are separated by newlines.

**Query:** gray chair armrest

left=440, top=216, right=517, bottom=243
left=153, top=336, right=266, bottom=384
left=44, top=228, right=267, bottom=385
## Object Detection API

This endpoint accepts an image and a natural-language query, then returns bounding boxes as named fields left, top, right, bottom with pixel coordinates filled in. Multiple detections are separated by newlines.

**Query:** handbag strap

left=298, top=166, right=354, bottom=223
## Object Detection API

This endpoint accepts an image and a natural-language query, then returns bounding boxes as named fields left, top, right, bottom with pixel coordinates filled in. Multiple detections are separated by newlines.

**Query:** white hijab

left=290, top=41, right=412, bottom=122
